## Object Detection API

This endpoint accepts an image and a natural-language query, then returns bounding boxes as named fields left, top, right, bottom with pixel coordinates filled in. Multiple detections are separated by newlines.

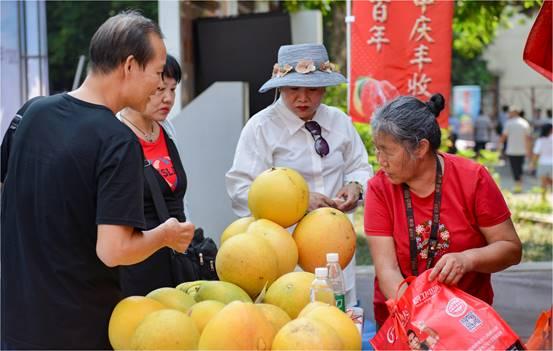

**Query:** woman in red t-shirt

left=118, top=55, right=195, bottom=296
left=364, top=93, right=522, bottom=327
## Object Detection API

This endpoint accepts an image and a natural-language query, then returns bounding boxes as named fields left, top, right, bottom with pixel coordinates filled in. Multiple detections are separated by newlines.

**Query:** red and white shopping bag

left=371, top=270, right=524, bottom=350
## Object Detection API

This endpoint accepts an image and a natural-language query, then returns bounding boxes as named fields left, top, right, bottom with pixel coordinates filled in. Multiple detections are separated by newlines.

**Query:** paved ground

left=495, top=157, right=541, bottom=193
left=356, top=262, right=552, bottom=340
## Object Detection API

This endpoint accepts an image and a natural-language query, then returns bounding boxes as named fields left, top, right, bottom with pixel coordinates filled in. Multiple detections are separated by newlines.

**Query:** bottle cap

left=326, top=253, right=339, bottom=263
left=314, top=267, right=328, bottom=279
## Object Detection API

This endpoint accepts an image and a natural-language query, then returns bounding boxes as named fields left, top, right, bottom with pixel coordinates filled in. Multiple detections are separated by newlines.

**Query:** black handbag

left=143, top=161, right=218, bottom=284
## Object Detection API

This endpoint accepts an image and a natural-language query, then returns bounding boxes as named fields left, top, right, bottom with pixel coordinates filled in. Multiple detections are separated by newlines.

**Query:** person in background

left=473, top=109, right=493, bottom=156
left=117, top=54, right=193, bottom=296
left=496, top=105, right=509, bottom=136
left=532, top=108, right=544, bottom=133
left=226, top=43, right=373, bottom=307
left=364, top=93, right=522, bottom=328
left=1, top=12, right=195, bottom=349
left=530, top=123, right=553, bottom=202
left=447, top=115, right=459, bottom=154
left=499, top=105, right=532, bottom=193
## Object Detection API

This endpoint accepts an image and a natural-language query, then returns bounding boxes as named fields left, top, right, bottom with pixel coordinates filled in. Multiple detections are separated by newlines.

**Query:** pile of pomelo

left=107, top=167, right=360, bottom=350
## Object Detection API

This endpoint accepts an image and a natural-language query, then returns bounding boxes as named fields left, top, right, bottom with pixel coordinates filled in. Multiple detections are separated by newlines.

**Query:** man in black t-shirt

left=1, top=11, right=195, bottom=350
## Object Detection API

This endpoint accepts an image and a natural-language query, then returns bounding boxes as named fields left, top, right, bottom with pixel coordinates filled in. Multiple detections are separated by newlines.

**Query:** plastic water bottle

left=310, top=267, right=336, bottom=305
left=326, top=253, right=346, bottom=312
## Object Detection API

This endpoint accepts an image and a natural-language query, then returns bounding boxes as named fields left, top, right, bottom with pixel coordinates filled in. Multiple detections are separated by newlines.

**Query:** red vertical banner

left=349, top=0, right=453, bottom=127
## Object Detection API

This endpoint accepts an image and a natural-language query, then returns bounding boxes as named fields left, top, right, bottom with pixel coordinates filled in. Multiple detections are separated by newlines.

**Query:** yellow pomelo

left=247, top=219, right=298, bottom=276
left=271, top=317, right=343, bottom=350
left=177, top=280, right=253, bottom=304
left=130, top=309, right=200, bottom=350
left=108, top=296, right=166, bottom=350
left=221, top=217, right=255, bottom=244
left=297, top=301, right=331, bottom=318
left=187, top=300, right=225, bottom=333
left=216, top=233, right=278, bottom=297
left=303, top=305, right=362, bottom=350
left=195, top=281, right=253, bottom=303
left=176, top=280, right=206, bottom=296
left=146, top=287, right=196, bottom=313
left=248, top=167, right=309, bottom=228
left=198, top=301, right=275, bottom=350
left=293, top=207, right=356, bottom=272
left=263, top=271, right=315, bottom=319
left=255, top=303, right=291, bottom=333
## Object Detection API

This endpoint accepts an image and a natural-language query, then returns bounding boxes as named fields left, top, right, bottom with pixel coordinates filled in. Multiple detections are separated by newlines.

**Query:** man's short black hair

left=89, top=10, right=163, bottom=74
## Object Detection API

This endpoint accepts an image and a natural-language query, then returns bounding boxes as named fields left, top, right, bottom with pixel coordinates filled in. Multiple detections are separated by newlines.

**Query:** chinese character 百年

left=370, top=0, right=391, bottom=23
left=367, top=25, right=390, bottom=52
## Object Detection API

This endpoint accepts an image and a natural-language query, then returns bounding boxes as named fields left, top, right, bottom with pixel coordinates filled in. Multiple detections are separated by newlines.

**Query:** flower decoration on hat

left=295, top=60, right=317, bottom=74
left=319, top=61, right=336, bottom=73
left=272, top=63, right=293, bottom=78
left=271, top=60, right=339, bottom=78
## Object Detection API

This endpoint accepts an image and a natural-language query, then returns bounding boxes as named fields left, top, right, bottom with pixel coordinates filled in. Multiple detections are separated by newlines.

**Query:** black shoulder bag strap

left=402, top=155, right=443, bottom=276
left=143, top=160, right=170, bottom=222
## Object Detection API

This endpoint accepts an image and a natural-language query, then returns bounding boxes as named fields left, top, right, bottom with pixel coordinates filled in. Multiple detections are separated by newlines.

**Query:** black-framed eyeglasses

left=305, top=121, right=330, bottom=157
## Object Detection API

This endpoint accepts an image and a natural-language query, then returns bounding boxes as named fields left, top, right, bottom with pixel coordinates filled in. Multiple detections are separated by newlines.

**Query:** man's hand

left=160, top=218, right=195, bottom=253
left=309, top=192, right=337, bottom=211
left=334, top=182, right=362, bottom=212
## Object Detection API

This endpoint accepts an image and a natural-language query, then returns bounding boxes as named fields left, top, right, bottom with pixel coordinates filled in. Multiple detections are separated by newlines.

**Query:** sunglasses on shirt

left=305, top=121, right=329, bottom=157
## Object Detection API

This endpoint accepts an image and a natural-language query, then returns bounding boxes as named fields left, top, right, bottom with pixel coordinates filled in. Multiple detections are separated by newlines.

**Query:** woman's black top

left=120, top=127, right=188, bottom=296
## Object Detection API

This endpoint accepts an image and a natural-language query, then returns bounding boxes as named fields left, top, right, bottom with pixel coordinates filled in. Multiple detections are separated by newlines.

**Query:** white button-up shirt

left=226, top=98, right=373, bottom=217
left=226, top=99, right=372, bottom=299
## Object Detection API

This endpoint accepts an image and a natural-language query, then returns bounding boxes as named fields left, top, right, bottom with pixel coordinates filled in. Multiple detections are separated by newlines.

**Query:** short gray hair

left=371, top=94, right=445, bottom=155
left=89, top=10, right=163, bottom=74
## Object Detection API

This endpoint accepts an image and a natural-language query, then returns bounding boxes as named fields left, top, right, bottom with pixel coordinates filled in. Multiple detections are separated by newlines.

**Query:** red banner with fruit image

left=349, top=0, right=453, bottom=126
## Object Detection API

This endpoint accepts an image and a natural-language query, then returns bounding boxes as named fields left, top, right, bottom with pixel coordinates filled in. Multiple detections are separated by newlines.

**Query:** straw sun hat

left=258, top=43, right=346, bottom=93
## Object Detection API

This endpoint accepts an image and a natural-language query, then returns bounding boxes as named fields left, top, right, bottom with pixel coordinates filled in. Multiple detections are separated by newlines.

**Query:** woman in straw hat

left=226, top=43, right=373, bottom=307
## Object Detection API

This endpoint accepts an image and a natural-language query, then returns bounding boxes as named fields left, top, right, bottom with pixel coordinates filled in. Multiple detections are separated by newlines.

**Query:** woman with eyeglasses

left=226, top=43, right=373, bottom=307
left=364, top=93, right=522, bottom=329
left=117, top=54, right=194, bottom=296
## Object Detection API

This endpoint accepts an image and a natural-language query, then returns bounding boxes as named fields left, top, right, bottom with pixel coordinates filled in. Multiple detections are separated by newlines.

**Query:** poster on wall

left=452, top=85, right=481, bottom=139
left=452, top=85, right=481, bottom=120
left=349, top=0, right=454, bottom=126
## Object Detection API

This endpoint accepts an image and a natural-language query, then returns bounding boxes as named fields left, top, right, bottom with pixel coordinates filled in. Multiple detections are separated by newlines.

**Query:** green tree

left=453, top=0, right=542, bottom=59
left=46, top=1, right=157, bottom=93
left=451, top=52, right=493, bottom=87
left=281, top=0, right=333, bottom=16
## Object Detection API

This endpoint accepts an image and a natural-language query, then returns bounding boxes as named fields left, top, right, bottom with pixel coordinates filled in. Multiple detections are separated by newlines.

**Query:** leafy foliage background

left=47, top=1, right=157, bottom=93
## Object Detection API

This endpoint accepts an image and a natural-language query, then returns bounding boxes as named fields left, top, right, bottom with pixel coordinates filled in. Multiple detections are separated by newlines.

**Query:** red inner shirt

left=364, top=153, right=511, bottom=326
left=139, top=127, right=177, bottom=191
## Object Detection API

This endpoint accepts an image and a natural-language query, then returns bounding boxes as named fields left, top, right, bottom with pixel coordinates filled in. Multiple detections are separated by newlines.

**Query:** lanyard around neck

left=402, top=155, right=443, bottom=276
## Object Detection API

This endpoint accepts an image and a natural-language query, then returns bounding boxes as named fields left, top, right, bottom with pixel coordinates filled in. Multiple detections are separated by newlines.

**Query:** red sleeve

left=474, top=166, right=511, bottom=227
left=364, top=177, right=393, bottom=237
